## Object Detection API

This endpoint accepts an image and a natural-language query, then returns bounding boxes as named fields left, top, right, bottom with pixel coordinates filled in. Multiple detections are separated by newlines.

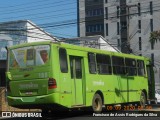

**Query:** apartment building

left=78, top=0, right=160, bottom=89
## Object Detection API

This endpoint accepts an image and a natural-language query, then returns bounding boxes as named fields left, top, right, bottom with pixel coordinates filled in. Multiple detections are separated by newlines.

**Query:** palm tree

left=149, top=31, right=160, bottom=46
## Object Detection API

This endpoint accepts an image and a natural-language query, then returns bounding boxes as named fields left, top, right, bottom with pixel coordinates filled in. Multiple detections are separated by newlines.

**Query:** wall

left=128, top=0, right=160, bottom=89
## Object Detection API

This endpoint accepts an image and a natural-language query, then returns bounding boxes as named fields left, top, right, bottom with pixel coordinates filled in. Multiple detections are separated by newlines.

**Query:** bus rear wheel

left=92, top=93, right=102, bottom=113
left=139, top=92, right=146, bottom=109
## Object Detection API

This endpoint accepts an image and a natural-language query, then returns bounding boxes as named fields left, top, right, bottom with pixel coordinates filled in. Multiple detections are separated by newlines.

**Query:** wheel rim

left=94, top=98, right=100, bottom=110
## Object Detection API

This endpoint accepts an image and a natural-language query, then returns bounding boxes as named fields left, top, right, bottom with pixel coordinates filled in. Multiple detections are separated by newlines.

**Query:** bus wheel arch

left=95, top=90, right=104, bottom=104
left=92, top=90, right=104, bottom=113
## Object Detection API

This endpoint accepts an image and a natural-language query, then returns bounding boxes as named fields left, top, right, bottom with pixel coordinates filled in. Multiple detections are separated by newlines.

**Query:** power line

left=0, top=7, right=160, bottom=39
left=0, top=1, right=76, bottom=16
left=0, top=0, right=72, bottom=11
left=1, top=0, right=159, bottom=22
left=0, top=0, right=53, bottom=8
left=1, top=1, right=160, bottom=28
left=1, top=0, right=160, bottom=39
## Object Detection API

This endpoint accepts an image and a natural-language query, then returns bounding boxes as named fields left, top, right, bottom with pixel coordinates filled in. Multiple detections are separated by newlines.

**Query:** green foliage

left=149, top=31, right=160, bottom=46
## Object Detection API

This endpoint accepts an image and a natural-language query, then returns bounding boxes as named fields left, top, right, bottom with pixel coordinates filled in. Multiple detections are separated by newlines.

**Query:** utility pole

left=77, top=0, right=80, bottom=37
left=120, top=3, right=139, bottom=53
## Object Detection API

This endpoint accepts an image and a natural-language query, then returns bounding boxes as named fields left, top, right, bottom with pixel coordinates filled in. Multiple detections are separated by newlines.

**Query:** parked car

left=155, top=90, right=160, bottom=103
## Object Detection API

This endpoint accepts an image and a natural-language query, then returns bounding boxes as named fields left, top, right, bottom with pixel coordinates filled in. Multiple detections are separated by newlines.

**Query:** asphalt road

left=1, top=104, right=160, bottom=120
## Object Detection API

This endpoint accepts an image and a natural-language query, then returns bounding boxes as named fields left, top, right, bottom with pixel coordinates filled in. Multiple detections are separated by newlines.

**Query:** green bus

left=6, top=41, right=155, bottom=113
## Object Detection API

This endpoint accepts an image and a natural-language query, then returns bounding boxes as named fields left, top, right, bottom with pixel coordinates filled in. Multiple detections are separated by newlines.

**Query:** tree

left=149, top=31, right=160, bottom=46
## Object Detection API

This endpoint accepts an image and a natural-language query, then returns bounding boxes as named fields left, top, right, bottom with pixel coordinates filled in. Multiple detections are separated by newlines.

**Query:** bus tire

left=139, top=92, right=146, bottom=108
left=92, top=93, right=102, bottom=113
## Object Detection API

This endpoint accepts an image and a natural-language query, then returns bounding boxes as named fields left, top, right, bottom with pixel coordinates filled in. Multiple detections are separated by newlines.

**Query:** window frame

left=125, top=58, right=137, bottom=76
left=96, top=54, right=112, bottom=75
left=88, top=52, right=97, bottom=74
left=112, top=56, right=126, bottom=75
left=137, top=60, right=146, bottom=76
left=59, top=48, right=68, bottom=73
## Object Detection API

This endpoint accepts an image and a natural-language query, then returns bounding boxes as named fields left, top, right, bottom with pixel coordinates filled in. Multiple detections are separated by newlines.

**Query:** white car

left=155, top=90, right=160, bottom=103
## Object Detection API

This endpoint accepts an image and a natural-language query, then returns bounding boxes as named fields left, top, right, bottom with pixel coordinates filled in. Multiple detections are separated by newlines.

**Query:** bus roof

left=8, top=41, right=149, bottom=61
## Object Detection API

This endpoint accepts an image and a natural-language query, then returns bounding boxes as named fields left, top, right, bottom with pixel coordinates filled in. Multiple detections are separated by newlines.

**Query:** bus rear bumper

left=7, top=93, right=59, bottom=108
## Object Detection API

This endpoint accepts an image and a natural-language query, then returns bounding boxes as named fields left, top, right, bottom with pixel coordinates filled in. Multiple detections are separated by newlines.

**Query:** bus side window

left=88, top=53, right=97, bottom=74
left=137, top=60, right=145, bottom=76
left=96, top=54, right=112, bottom=74
left=125, top=58, right=137, bottom=76
left=59, top=48, right=68, bottom=73
left=112, top=56, right=125, bottom=75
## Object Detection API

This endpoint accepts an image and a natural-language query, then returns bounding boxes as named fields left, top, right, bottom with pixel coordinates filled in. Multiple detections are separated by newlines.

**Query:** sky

left=0, top=0, right=77, bottom=39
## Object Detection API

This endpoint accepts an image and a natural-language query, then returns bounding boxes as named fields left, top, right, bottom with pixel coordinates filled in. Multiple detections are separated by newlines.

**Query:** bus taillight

left=48, top=78, right=57, bottom=89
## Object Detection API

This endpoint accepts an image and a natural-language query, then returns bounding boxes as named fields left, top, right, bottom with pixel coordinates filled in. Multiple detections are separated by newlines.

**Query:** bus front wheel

left=92, top=93, right=102, bottom=113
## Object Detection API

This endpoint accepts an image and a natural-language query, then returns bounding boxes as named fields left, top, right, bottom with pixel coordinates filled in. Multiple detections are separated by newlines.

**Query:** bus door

left=70, top=56, right=84, bottom=105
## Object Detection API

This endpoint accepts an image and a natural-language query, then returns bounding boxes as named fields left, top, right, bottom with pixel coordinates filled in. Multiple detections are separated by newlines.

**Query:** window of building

left=138, top=20, right=141, bottom=33
left=98, top=8, right=103, bottom=16
left=151, top=40, right=154, bottom=50
left=117, top=39, right=120, bottom=47
left=98, top=24, right=102, bottom=32
left=105, top=7, right=108, bottom=19
left=112, top=56, right=125, bottom=75
left=59, top=48, right=68, bottom=73
left=94, top=0, right=99, bottom=2
left=139, top=37, right=142, bottom=50
left=125, top=58, right=137, bottom=76
left=86, top=8, right=103, bottom=17
left=150, top=19, right=153, bottom=32
left=137, top=60, right=145, bottom=76
left=117, top=6, right=119, bottom=18
left=106, top=23, right=108, bottom=36
left=88, top=53, right=97, bottom=74
left=117, top=22, right=119, bottom=35
left=86, top=24, right=104, bottom=33
left=150, top=20, right=154, bottom=50
left=105, top=0, right=108, bottom=3
left=151, top=53, right=154, bottom=66
left=138, top=3, right=141, bottom=16
left=150, top=1, right=153, bottom=15
left=150, top=19, right=154, bottom=50
left=85, top=10, right=91, bottom=17
left=96, top=54, right=112, bottom=74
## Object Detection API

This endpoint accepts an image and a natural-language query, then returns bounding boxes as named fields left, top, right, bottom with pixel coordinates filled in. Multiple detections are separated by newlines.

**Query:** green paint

left=6, top=41, right=152, bottom=110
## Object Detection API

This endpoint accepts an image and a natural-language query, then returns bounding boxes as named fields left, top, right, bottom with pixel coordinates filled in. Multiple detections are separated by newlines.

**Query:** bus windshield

left=9, top=45, right=50, bottom=69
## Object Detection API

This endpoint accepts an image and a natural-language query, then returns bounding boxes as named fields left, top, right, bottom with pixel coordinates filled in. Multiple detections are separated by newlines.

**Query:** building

left=62, top=35, right=120, bottom=52
left=0, top=20, right=57, bottom=111
left=0, top=20, right=56, bottom=87
left=78, top=0, right=160, bottom=89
